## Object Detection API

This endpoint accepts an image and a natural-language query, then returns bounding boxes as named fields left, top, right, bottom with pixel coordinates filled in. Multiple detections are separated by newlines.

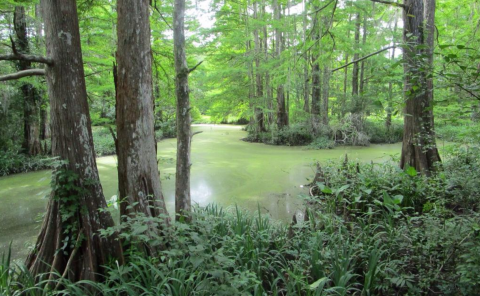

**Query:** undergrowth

left=2, top=147, right=480, bottom=295
left=245, top=116, right=403, bottom=148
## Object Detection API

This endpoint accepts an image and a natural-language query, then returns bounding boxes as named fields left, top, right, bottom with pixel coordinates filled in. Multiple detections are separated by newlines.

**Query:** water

left=0, top=124, right=402, bottom=260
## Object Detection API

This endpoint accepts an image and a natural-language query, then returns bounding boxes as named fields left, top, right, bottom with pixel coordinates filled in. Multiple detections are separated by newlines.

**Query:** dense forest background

left=1, top=0, right=479, bottom=167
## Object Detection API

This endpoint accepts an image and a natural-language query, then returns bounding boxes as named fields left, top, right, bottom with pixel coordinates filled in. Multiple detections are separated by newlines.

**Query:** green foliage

left=0, top=150, right=54, bottom=176
left=3, top=149, right=480, bottom=295
left=364, top=119, right=403, bottom=144
left=436, top=122, right=480, bottom=144
left=156, top=118, right=177, bottom=139
left=246, top=123, right=313, bottom=146
left=190, top=106, right=202, bottom=122
left=310, top=146, right=480, bottom=216
left=92, top=126, right=116, bottom=156
left=90, top=112, right=114, bottom=126
left=307, top=136, right=335, bottom=150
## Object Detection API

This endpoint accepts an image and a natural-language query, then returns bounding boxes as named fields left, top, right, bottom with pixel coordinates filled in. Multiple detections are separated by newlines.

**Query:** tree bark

left=321, top=66, right=330, bottom=125
left=274, top=0, right=288, bottom=129
left=116, top=0, right=169, bottom=241
left=386, top=18, right=397, bottom=130
left=262, top=0, right=273, bottom=126
left=302, top=0, right=309, bottom=113
left=351, top=13, right=361, bottom=113
left=359, top=13, right=368, bottom=95
left=14, top=6, right=42, bottom=156
left=174, top=0, right=192, bottom=221
left=311, top=11, right=322, bottom=133
left=400, top=0, right=441, bottom=175
left=253, top=0, right=265, bottom=132
left=26, top=0, right=123, bottom=282
left=341, top=14, right=352, bottom=119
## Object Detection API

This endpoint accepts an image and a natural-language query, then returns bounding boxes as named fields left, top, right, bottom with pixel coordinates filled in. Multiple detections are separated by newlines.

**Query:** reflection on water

left=0, top=124, right=402, bottom=260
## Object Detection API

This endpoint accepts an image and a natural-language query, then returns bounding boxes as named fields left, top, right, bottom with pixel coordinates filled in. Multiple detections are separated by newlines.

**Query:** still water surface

left=0, top=124, right=402, bottom=259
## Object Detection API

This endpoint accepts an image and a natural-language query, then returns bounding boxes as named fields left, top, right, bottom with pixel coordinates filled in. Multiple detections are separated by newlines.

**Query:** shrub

left=436, top=122, right=480, bottom=143
left=156, top=118, right=177, bottom=139
left=246, top=123, right=313, bottom=146
left=92, top=127, right=116, bottom=156
left=3, top=199, right=480, bottom=295
left=307, top=136, right=335, bottom=149
left=0, top=150, right=54, bottom=176
left=364, top=120, right=403, bottom=144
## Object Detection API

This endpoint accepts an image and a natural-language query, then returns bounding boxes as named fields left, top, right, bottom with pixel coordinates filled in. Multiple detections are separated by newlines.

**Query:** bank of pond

left=1, top=124, right=479, bottom=295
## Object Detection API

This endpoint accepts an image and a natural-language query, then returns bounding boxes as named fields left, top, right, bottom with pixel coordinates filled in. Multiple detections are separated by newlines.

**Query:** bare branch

left=191, top=131, right=203, bottom=138
left=0, top=53, right=53, bottom=65
left=152, top=3, right=173, bottom=30
left=309, top=0, right=335, bottom=15
left=0, top=69, right=45, bottom=81
left=9, top=36, right=18, bottom=55
left=369, top=0, right=406, bottom=9
left=188, top=61, right=203, bottom=73
left=332, top=45, right=396, bottom=72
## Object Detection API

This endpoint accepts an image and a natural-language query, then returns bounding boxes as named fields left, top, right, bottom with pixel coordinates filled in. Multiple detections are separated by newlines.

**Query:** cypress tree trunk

left=340, top=14, right=352, bottom=119
left=359, top=13, right=368, bottom=95
left=14, top=6, right=42, bottom=156
left=321, top=66, right=330, bottom=126
left=174, top=0, right=192, bottom=221
left=386, top=18, right=398, bottom=130
left=253, top=0, right=265, bottom=132
left=274, top=0, right=288, bottom=129
left=262, top=0, right=273, bottom=126
left=400, top=0, right=441, bottom=176
left=34, top=3, right=50, bottom=150
left=311, top=12, right=322, bottom=133
left=116, top=0, right=169, bottom=241
left=302, top=0, right=309, bottom=113
left=351, top=13, right=361, bottom=113
left=26, top=0, right=123, bottom=282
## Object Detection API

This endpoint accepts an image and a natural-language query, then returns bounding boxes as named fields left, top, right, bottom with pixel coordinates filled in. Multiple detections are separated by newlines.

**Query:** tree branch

left=188, top=61, right=203, bottom=73
left=332, top=45, right=396, bottom=72
left=369, top=0, right=405, bottom=9
left=0, top=69, right=45, bottom=81
left=191, top=131, right=203, bottom=138
left=0, top=53, right=53, bottom=65
left=152, top=3, right=173, bottom=30
left=309, top=0, right=336, bottom=15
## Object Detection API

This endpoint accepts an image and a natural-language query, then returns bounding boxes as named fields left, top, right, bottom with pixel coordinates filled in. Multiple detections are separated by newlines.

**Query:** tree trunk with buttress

left=26, top=0, right=124, bottom=282
left=400, top=0, right=441, bottom=176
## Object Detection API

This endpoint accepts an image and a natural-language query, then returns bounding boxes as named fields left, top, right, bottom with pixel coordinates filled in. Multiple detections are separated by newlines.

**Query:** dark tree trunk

left=311, top=12, right=321, bottom=133
left=116, top=0, right=169, bottom=239
left=14, top=6, right=42, bottom=156
left=311, top=57, right=321, bottom=131
left=351, top=13, right=361, bottom=113
left=174, top=0, right=193, bottom=221
left=253, top=0, right=265, bottom=132
left=262, top=0, right=273, bottom=126
left=400, top=0, right=441, bottom=176
left=386, top=18, right=398, bottom=130
left=26, top=0, right=123, bottom=282
left=302, top=0, right=309, bottom=113
left=321, top=66, right=330, bottom=125
left=303, top=52, right=310, bottom=113
left=274, top=0, right=288, bottom=129
left=35, top=4, right=49, bottom=146
left=340, top=14, right=352, bottom=119
left=359, top=13, right=368, bottom=95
